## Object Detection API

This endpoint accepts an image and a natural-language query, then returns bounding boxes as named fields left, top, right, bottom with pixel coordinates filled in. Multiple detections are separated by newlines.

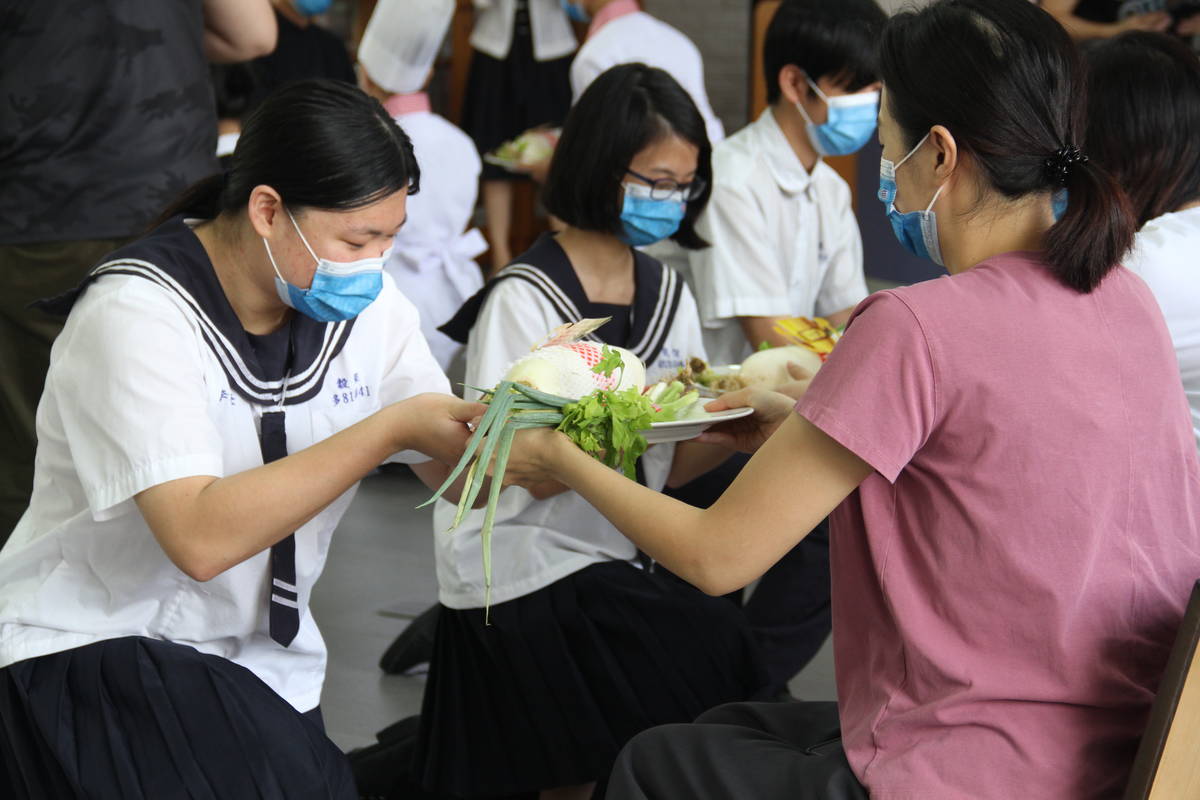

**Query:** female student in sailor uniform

left=0, top=80, right=482, bottom=799
left=412, top=64, right=766, bottom=800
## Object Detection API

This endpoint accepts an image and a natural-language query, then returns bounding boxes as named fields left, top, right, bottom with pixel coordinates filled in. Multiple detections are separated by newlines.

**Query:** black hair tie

left=1044, top=145, right=1088, bottom=186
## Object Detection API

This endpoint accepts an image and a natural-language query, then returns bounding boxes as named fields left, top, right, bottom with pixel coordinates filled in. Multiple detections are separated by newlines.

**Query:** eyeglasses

left=625, top=169, right=707, bottom=202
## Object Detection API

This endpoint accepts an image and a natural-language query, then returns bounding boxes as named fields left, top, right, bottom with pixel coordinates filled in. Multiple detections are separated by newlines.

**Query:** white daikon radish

left=738, top=345, right=823, bottom=389
left=504, top=342, right=646, bottom=400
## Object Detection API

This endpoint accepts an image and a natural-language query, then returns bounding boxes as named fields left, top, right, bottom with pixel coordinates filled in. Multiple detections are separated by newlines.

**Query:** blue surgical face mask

left=618, top=182, right=686, bottom=247
left=561, top=0, right=590, bottom=23
left=796, top=78, right=880, bottom=157
left=294, top=0, right=332, bottom=15
left=878, top=133, right=946, bottom=266
left=263, top=209, right=390, bottom=322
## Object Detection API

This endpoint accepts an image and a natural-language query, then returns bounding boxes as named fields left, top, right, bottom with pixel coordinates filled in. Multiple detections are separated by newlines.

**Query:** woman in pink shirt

left=503, top=0, right=1200, bottom=798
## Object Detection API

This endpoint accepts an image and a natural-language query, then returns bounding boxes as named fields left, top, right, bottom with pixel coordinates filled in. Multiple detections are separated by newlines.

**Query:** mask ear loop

left=891, top=132, right=945, bottom=212
left=263, top=238, right=289, bottom=285
left=894, top=132, right=931, bottom=171
left=925, top=182, right=946, bottom=213
left=806, top=76, right=831, bottom=107
left=793, top=72, right=826, bottom=128
left=285, top=207, right=322, bottom=265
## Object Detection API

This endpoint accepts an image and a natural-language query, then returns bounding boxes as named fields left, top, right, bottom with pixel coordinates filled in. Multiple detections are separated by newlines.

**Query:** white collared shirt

left=433, top=270, right=706, bottom=610
left=1124, top=205, right=1200, bottom=455
left=569, top=10, right=725, bottom=145
left=387, top=106, right=487, bottom=370
left=470, top=0, right=577, bottom=61
left=687, top=109, right=868, bottom=366
left=0, top=267, right=448, bottom=712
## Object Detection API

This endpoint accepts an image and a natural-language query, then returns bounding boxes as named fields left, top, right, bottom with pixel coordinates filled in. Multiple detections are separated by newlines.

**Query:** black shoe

left=379, top=604, right=439, bottom=674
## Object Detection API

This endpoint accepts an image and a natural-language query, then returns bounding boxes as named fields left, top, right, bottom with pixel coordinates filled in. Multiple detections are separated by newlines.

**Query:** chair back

left=1124, top=579, right=1200, bottom=799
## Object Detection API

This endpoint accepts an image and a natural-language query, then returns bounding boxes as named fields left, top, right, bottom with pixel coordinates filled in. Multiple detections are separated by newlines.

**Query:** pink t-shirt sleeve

left=796, top=291, right=939, bottom=483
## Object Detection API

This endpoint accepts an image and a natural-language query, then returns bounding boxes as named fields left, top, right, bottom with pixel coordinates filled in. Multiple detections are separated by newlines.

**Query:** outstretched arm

left=506, top=410, right=871, bottom=595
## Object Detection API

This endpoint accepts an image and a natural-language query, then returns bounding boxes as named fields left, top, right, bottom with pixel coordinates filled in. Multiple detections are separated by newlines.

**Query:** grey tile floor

left=311, top=470, right=838, bottom=752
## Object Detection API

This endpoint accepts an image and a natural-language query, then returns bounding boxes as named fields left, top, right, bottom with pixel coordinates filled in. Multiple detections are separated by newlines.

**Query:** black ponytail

left=1044, top=153, right=1134, bottom=293
left=156, top=79, right=419, bottom=227
left=881, top=0, right=1136, bottom=293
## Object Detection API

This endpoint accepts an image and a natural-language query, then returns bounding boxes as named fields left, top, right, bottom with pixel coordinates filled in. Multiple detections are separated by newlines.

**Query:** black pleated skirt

left=414, top=561, right=769, bottom=797
left=0, top=636, right=355, bottom=799
left=463, top=3, right=573, bottom=181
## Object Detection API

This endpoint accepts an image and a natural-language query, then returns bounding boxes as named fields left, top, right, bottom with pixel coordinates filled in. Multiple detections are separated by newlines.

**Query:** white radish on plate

left=504, top=342, right=646, bottom=400
left=737, top=345, right=823, bottom=390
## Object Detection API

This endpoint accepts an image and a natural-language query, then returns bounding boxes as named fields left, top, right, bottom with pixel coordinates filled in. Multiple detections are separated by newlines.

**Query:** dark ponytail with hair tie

left=1044, top=146, right=1087, bottom=186
left=881, top=0, right=1136, bottom=293
left=1044, top=144, right=1134, bottom=292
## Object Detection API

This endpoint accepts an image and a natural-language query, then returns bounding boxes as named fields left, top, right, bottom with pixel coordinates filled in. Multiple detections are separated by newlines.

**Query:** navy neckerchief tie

left=259, top=409, right=300, bottom=647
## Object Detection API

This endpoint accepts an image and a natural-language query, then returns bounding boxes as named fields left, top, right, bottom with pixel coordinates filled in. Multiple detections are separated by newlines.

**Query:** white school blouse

left=569, top=10, right=725, bottom=146
left=0, top=224, right=448, bottom=712
left=1124, top=205, right=1200, bottom=454
left=387, top=98, right=487, bottom=371
left=470, top=0, right=577, bottom=61
left=433, top=246, right=706, bottom=609
left=687, top=110, right=868, bottom=366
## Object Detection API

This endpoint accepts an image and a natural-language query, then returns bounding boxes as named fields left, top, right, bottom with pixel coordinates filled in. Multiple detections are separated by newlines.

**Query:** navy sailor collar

left=38, top=216, right=354, bottom=407
left=440, top=233, right=684, bottom=366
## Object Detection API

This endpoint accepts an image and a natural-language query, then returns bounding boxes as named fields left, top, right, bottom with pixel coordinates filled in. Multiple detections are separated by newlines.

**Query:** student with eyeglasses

left=408, top=63, right=767, bottom=800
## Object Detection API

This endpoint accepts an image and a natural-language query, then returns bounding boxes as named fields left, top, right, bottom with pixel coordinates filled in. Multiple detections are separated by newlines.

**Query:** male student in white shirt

left=687, top=0, right=885, bottom=366
left=669, top=0, right=887, bottom=703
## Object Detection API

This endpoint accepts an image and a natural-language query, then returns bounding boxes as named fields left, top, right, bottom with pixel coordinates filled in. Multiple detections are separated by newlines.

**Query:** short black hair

left=882, top=0, right=1135, bottom=293
left=764, top=0, right=886, bottom=105
left=1083, top=32, right=1200, bottom=227
left=542, top=63, right=712, bottom=250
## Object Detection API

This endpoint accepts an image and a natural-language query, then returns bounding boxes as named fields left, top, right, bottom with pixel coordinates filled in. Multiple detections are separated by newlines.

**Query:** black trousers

left=605, top=701, right=867, bottom=800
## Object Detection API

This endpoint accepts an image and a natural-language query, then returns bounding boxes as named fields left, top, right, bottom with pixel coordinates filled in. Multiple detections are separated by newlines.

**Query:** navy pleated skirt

left=0, top=636, right=355, bottom=799
left=414, top=561, right=769, bottom=797
left=462, top=2, right=572, bottom=181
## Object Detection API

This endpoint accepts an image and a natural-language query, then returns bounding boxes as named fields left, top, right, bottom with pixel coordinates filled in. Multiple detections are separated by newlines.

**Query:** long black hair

left=542, top=63, right=712, bottom=250
left=159, top=79, right=419, bottom=224
left=880, top=0, right=1135, bottom=292
left=1084, top=32, right=1200, bottom=228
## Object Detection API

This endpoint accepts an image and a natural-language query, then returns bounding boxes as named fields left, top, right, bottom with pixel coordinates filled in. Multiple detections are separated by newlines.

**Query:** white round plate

left=641, top=406, right=754, bottom=445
